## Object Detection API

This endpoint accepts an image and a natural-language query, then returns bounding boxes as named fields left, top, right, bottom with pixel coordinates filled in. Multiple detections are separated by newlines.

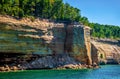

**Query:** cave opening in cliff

left=0, top=53, right=26, bottom=66
left=0, top=53, right=53, bottom=66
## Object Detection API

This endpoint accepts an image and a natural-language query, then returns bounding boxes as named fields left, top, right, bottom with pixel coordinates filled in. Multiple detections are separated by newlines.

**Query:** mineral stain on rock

left=0, top=16, right=102, bottom=71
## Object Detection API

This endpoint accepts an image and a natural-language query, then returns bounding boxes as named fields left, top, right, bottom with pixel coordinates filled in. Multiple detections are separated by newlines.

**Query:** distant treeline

left=89, top=23, right=120, bottom=39
left=0, top=0, right=120, bottom=39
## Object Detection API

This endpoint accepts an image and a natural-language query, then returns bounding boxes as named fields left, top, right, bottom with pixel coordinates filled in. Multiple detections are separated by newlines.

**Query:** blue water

left=0, top=65, right=120, bottom=79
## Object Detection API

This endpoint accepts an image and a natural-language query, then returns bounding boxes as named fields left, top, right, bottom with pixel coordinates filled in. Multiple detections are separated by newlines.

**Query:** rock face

left=0, top=15, right=65, bottom=54
left=65, top=24, right=92, bottom=65
left=91, top=38, right=120, bottom=64
left=0, top=15, right=93, bottom=69
left=22, top=54, right=81, bottom=69
left=91, top=43, right=99, bottom=65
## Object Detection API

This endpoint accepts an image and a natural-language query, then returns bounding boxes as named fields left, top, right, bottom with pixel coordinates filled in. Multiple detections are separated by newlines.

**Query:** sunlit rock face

left=65, top=24, right=92, bottom=65
left=91, top=39, right=120, bottom=64
left=0, top=16, right=65, bottom=54
left=91, top=43, right=99, bottom=65
left=84, top=27, right=92, bottom=65
left=0, top=16, right=92, bottom=68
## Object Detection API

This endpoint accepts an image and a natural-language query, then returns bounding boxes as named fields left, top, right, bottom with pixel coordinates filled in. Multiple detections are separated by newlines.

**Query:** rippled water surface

left=0, top=65, right=120, bottom=79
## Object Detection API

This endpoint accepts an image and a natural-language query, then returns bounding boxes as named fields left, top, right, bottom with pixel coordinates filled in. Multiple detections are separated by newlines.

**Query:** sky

left=63, top=0, right=120, bottom=26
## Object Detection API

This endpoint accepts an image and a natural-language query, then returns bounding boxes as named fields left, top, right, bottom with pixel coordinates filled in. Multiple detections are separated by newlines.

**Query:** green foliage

left=100, top=54, right=103, bottom=59
left=0, top=0, right=82, bottom=22
left=89, top=23, right=120, bottom=39
left=0, top=0, right=120, bottom=39
left=80, top=17, right=89, bottom=26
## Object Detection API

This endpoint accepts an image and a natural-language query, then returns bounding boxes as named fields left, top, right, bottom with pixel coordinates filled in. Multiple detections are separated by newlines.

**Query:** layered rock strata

left=91, top=39, right=120, bottom=64
left=0, top=16, right=93, bottom=70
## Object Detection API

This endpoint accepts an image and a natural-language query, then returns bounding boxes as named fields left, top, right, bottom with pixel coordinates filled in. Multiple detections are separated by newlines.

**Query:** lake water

left=0, top=65, right=120, bottom=79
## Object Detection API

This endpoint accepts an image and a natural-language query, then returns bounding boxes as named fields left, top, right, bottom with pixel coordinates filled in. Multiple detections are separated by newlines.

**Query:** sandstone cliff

left=91, top=38, right=120, bottom=64
left=0, top=15, right=93, bottom=70
left=65, top=24, right=92, bottom=65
